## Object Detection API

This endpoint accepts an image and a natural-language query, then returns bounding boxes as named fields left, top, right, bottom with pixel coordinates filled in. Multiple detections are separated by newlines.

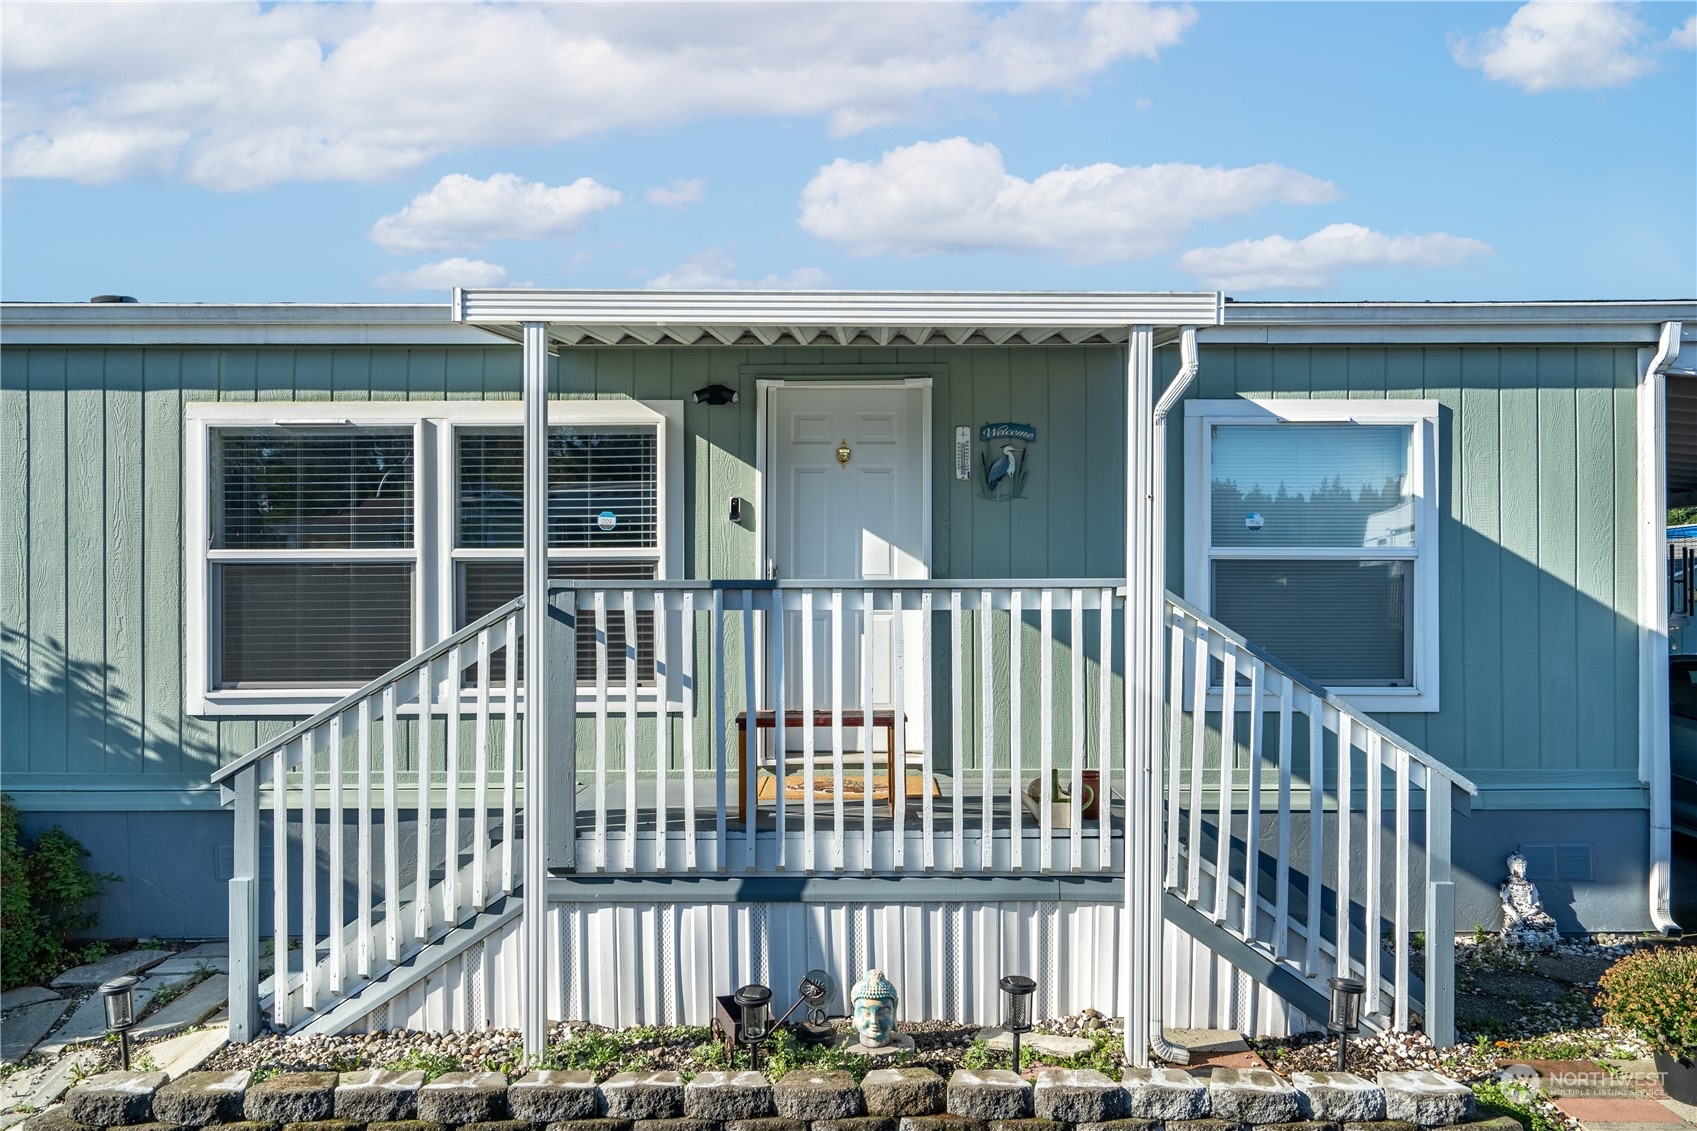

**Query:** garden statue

left=841, top=968, right=914, bottom=1054
left=1499, top=851, right=1559, bottom=951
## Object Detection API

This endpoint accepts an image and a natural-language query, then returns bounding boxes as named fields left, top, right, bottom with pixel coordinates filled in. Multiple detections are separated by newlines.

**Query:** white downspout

left=1641, top=321, right=1683, bottom=936
left=1148, top=329, right=1198, bottom=1064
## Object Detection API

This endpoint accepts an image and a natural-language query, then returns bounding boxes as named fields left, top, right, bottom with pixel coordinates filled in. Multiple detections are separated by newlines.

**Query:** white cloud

left=644, top=249, right=829, bottom=290
left=373, top=257, right=509, bottom=293
left=797, top=138, right=1338, bottom=262
left=1, top=2, right=1196, bottom=189
left=646, top=179, right=706, bottom=208
left=1451, top=1, right=1689, bottom=92
left=1176, top=223, right=1493, bottom=291
left=368, top=173, right=621, bottom=254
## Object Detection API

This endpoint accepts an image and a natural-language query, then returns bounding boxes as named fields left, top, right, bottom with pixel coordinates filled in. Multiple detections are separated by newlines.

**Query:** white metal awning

left=450, top=288, right=1223, bottom=348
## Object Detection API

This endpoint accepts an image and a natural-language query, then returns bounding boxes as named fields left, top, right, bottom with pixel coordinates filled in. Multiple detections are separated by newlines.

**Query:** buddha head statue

left=850, top=968, right=898, bottom=1047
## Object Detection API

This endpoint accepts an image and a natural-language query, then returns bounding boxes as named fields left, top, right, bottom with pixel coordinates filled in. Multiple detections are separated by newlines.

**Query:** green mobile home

left=2, top=294, right=1691, bottom=1056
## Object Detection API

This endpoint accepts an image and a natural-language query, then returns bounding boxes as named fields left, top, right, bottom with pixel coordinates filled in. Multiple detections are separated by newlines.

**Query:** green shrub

left=1597, top=946, right=1697, bottom=1059
left=2, top=795, right=118, bottom=989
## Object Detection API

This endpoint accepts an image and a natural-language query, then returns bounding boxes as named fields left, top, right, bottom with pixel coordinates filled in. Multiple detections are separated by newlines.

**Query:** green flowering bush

left=1597, top=946, right=1697, bottom=1060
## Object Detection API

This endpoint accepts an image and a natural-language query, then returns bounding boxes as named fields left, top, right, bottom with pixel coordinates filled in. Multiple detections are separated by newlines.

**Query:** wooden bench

left=735, top=709, right=900, bottom=822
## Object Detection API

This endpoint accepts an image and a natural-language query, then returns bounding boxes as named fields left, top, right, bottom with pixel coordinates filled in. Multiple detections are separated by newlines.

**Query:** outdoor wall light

left=734, top=983, right=774, bottom=1068
left=1326, top=976, right=1366, bottom=1070
left=692, top=384, right=739, bottom=406
left=999, top=974, right=1037, bottom=1070
left=100, top=975, right=140, bottom=1070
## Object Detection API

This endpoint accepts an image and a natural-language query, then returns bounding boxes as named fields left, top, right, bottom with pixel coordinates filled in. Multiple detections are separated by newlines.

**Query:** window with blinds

left=1205, top=418, right=1421, bottom=689
left=454, top=424, right=665, bottom=687
left=210, top=428, right=415, bottom=688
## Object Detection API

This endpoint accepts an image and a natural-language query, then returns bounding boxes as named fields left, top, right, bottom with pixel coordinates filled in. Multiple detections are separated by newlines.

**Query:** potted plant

left=1597, top=945, right=1697, bottom=1104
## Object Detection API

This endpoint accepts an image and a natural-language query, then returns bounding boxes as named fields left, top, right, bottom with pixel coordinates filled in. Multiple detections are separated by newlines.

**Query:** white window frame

left=1184, top=398, right=1440, bottom=713
left=186, top=399, right=683, bottom=716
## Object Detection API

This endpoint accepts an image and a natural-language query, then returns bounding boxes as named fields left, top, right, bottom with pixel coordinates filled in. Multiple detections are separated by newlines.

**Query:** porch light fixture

left=99, top=975, right=140, bottom=1070
left=734, top=982, right=774, bottom=1068
left=998, top=974, right=1037, bottom=1070
left=1326, top=976, right=1365, bottom=1070
left=691, top=384, right=739, bottom=406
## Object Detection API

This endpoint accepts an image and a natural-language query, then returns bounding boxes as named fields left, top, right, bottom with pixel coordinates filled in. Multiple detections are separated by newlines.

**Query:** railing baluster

left=743, top=590, right=759, bottom=873
left=1069, top=590, right=1084, bottom=873
left=1009, top=588, right=1023, bottom=871
left=921, top=588, right=935, bottom=872
left=271, top=745, right=291, bottom=1028
left=950, top=589, right=964, bottom=873
left=1213, top=645, right=1238, bottom=925
left=861, top=587, right=875, bottom=875
left=1273, top=677, right=1294, bottom=959
left=682, top=592, right=699, bottom=873
left=595, top=591, right=610, bottom=871
left=1336, top=711, right=1354, bottom=981
left=1364, top=730, right=1383, bottom=1018
left=1038, top=589, right=1054, bottom=874
left=1185, top=623, right=1208, bottom=905
left=1305, top=691, right=1324, bottom=977
left=773, top=588, right=788, bottom=870
left=1425, top=772, right=1456, bottom=1046
left=980, top=589, right=995, bottom=873
left=301, top=726, right=318, bottom=1011
left=414, top=662, right=432, bottom=941
left=624, top=589, right=639, bottom=873
left=712, top=588, right=728, bottom=870
left=501, top=612, right=518, bottom=895
left=1164, top=610, right=1186, bottom=887
left=891, top=588, right=905, bottom=871
left=327, top=711, right=344, bottom=997
left=444, top=643, right=462, bottom=923
left=472, top=629, right=492, bottom=912
left=1394, top=745, right=1412, bottom=1031
left=1100, top=588, right=1115, bottom=875
left=228, top=763, right=260, bottom=1042
left=802, top=588, right=817, bottom=874
left=382, top=684, right=399, bottom=964
left=654, top=591, right=671, bottom=874
left=831, top=589, right=845, bottom=873
left=356, top=699, right=372, bottom=980
left=1242, top=658, right=1264, bottom=941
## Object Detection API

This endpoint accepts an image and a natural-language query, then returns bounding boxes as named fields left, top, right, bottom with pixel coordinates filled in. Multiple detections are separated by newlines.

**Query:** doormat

left=756, top=772, right=940, bottom=803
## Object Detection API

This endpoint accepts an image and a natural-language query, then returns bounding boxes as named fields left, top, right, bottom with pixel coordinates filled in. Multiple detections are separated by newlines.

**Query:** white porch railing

left=212, top=597, right=527, bottom=1040
left=556, top=580, right=1126, bottom=877
left=1163, top=595, right=1477, bottom=1042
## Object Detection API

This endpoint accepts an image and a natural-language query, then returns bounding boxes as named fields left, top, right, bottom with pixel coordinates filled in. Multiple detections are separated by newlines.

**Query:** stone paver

left=416, top=1070, right=509, bottom=1124
left=1164, top=1028, right=1250, bottom=1053
left=153, top=1069, right=251, bottom=1126
left=508, top=1069, right=601, bottom=1122
left=132, top=974, right=229, bottom=1040
left=1122, top=1066, right=1209, bottom=1120
left=773, top=1071, right=862, bottom=1121
left=334, top=1068, right=425, bottom=1122
left=1377, top=1070, right=1474, bottom=1126
left=946, top=1071, right=1031, bottom=1122
left=65, top=1068, right=167, bottom=1127
left=148, top=955, right=231, bottom=977
left=0, top=989, right=61, bottom=1011
left=977, top=1031, right=1097, bottom=1058
left=1031, top=1070, right=1122, bottom=1124
left=1, top=999, right=70, bottom=1063
left=50, top=948, right=174, bottom=987
left=1289, top=1070, right=1385, bottom=1121
left=604, top=1071, right=687, bottom=1120
left=1554, top=1093, right=1696, bottom=1127
left=1208, top=1066, right=1300, bottom=1124
left=862, top=1069, right=945, bottom=1118
left=245, top=1070, right=339, bottom=1124
left=150, top=1023, right=231, bottom=1079
left=684, top=1071, right=775, bottom=1121
left=814, top=1118, right=897, bottom=1131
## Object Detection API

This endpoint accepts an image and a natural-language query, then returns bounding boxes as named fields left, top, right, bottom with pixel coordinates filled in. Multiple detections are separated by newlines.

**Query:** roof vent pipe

left=90, top=295, right=138, bottom=303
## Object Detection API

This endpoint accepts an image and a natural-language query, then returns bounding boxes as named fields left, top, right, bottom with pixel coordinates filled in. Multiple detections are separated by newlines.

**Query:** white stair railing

left=215, top=597, right=525, bottom=1039
left=1163, top=595, right=1476, bottom=1042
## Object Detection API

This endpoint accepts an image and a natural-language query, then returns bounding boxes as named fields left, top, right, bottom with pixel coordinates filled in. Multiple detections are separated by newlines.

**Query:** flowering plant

left=1597, top=946, right=1697, bottom=1060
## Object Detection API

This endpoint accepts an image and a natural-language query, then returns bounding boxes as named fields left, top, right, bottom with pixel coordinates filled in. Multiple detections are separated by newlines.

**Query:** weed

left=149, top=983, right=185, bottom=1008
left=535, top=1031, right=636, bottom=1077
left=1471, top=1077, right=1564, bottom=1131
left=960, top=1039, right=995, bottom=1071
left=382, top=1049, right=464, bottom=1082
left=761, top=1029, right=874, bottom=1083
left=132, top=1052, right=161, bottom=1073
left=250, top=1066, right=284, bottom=1085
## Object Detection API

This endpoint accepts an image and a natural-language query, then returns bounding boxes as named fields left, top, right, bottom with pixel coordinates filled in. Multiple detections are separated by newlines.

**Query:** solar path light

left=99, top=975, right=140, bottom=1070
left=1327, top=976, right=1366, bottom=1070
left=999, top=974, right=1036, bottom=1071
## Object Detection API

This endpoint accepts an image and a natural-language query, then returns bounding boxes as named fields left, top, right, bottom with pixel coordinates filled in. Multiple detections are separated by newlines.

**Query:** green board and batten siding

left=0, top=339, right=1643, bottom=811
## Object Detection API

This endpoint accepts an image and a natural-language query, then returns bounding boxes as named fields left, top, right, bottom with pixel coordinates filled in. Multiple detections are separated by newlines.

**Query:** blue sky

left=2, top=1, right=1693, bottom=303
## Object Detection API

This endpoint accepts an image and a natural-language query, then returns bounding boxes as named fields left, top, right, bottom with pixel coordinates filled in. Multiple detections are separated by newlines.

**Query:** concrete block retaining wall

left=40, top=1065, right=1510, bottom=1131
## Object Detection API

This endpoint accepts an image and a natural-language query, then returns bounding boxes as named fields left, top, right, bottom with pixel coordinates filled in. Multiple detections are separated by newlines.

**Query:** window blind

left=1211, top=424, right=1411, bottom=548
left=458, top=427, right=658, bottom=550
left=214, top=429, right=413, bottom=549
left=459, top=560, right=658, bottom=685
left=1213, top=559, right=1411, bottom=685
left=218, top=562, right=414, bottom=686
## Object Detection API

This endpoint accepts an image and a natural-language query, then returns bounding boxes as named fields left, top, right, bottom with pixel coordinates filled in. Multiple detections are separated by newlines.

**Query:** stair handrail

left=1164, top=591, right=1476, bottom=797
left=211, top=595, right=527, bottom=786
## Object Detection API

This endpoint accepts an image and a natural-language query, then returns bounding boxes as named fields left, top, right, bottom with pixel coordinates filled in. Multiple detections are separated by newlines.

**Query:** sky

left=1, top=0, right=1694, bottom=304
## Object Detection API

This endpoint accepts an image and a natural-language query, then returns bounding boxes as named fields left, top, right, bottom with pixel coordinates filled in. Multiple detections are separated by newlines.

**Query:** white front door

left=766, top=383, right=929, bottom=750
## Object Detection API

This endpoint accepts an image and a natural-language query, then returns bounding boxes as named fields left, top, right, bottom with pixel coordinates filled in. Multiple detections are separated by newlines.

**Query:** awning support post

left=522, top=320, right=551, bottom=1054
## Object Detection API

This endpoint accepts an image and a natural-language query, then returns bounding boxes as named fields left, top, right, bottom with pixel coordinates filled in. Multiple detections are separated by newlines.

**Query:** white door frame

left=755, top=377, right=935, bottom=581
